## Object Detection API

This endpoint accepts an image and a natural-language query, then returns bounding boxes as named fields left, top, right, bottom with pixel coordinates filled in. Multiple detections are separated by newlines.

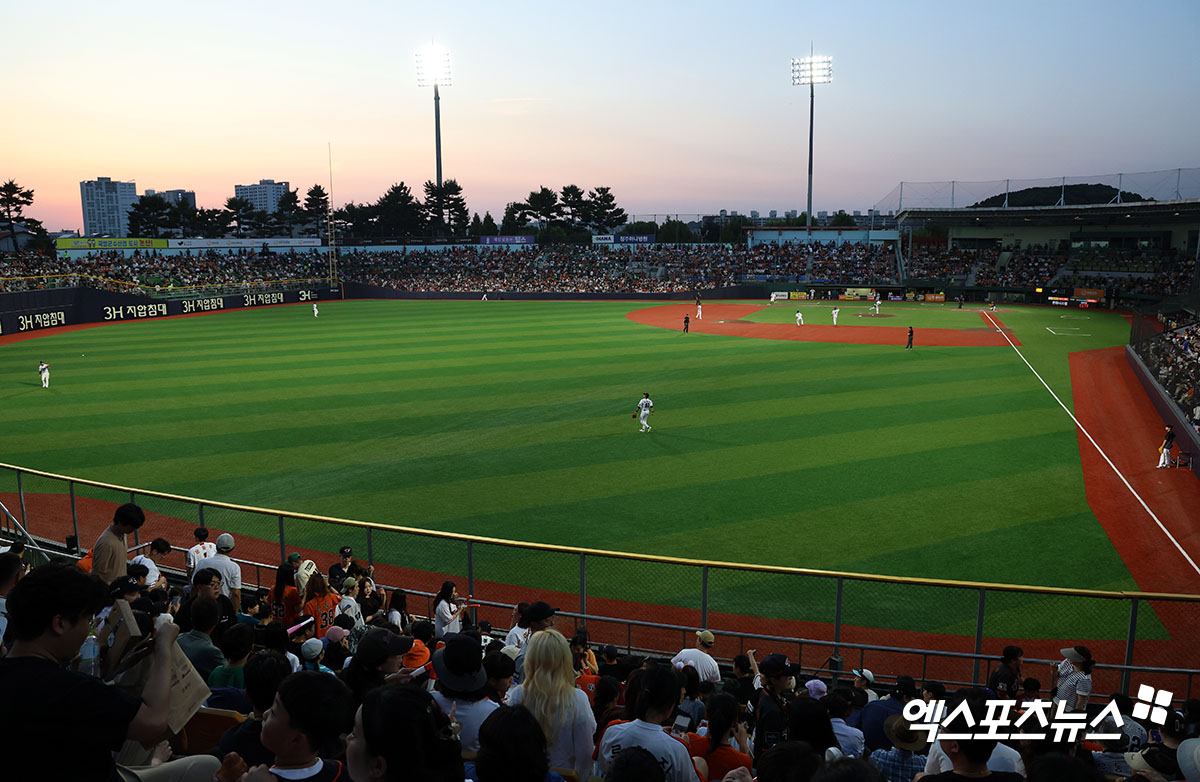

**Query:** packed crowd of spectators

left=3, top=506, right=1200, bottom=782
left=1135, top=315, right=1200, bottom=432
left=904, top=249, right=998, bottom=282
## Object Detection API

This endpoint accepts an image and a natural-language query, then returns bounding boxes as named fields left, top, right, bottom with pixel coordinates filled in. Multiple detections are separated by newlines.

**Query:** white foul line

left=982, top=311, right=1200, bottom=577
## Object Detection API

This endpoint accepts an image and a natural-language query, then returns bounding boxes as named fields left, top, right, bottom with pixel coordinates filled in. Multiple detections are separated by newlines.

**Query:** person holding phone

left=434, top=581, right=471, bottom=638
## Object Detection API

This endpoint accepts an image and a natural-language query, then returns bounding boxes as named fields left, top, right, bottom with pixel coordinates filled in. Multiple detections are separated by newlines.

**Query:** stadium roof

left=896, top=199, right=1200, bottom=229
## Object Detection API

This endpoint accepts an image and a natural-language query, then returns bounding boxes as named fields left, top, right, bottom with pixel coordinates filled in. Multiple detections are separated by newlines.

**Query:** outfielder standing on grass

left=313, top=302, right=319, bottom=318
left=634, top=392, right=654, bottom=432
left=38, top=361, right=50, bottom=388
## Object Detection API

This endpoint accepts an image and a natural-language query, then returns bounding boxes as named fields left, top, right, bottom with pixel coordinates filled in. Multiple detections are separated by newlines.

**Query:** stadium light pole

left=791, top=51, right=832, bottom=241
left=415, top=43, right=452, bottom=189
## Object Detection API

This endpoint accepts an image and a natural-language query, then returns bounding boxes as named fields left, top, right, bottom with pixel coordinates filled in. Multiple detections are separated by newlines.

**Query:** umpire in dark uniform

left=906, top=326, right=914, bottom=350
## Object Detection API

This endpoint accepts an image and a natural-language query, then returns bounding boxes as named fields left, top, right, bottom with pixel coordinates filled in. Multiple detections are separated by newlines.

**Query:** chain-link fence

left=2, top=460, right=1196, bottom=696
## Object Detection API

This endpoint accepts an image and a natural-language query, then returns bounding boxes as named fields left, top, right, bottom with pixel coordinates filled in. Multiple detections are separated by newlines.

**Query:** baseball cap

left=923, top=681, right=946, bottom=699
left=355, top=628, right=414, bottom=667
left=894, top=675, right=918, bottom=699
left=1060, top=645, right=1092, bottom=663
left=432, top=634, right=487, bottom=692
left=286, top=552, right=301, bottom=564
left=339, top=546, right=352, bottom=557
left=525, top=601, right=557, bottom=623
left=602, top=644, right=619, bottom=660
left=853, top=668, right=875, bottom=684
left=805, top=679, right=828, bottom=698
left=215, top=533, right=235, bottom=551
left=696, top=630, right=715, bottom=647
left=1126, top=745, right=1181, bottom=777
left=326, top=626, right=350, bottom=644
left=1176, top=738, right=1200, bottom=782
left=109, top=575, right=141, bottom=598
left=759, top=653, right=800, bottom=678
left=342, top=576, right=358, bottom=592
left=301, top=638, right=324, bottom=661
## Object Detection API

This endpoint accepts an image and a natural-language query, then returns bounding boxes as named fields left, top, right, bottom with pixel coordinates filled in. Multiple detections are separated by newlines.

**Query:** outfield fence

left=1, top=461, right=1197, bottom=699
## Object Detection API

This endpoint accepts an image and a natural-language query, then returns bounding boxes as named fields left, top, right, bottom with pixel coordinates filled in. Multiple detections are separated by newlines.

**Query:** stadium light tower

left=415, top=43, right=452, bottom=189
left=791, top=50, right=832, bottom=240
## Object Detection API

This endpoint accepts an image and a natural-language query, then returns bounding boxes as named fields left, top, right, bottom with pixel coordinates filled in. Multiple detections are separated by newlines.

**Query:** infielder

left=696, top=302, right=702, bottom=320
left=38, top=361, right=50, bottom=388
left=795, top=310, right=804, bottom=326
left=634, top=392, right=654, bottom=432
left=831, top=307, right=840, bottom=326
left=313, top=303, right=319, bottom=318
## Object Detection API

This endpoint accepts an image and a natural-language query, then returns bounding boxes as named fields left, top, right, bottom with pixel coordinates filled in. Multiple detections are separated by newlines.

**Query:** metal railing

left=2, top=461, right=1197, bottom=695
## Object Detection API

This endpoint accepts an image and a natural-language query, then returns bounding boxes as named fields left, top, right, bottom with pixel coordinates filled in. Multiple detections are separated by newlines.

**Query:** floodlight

left=415, top=45, right=452, bottom=87
left=791, top=55, right=832, bottom=86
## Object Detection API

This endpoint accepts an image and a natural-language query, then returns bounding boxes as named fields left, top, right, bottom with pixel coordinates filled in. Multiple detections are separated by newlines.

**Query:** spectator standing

left=686, top=692, right=753, bottom=781
left=434, top=580, right=470, bottom=638
left=195, top=533, right=242, bottom=612
left=671, top=630, right=721, bottom=684
left=868, top=715, right=928, bottom=782
left=344, top=685, right=464, bottom=782
left=185, top=527, right=216, bottom=579
left=129, top=537, right=171, bottom=591
left=505, top=629, right=597, bottom=781
left=0, top=562, right=220, bottom=781
left=598, top=663, right=698, bottom=782
left=986, top=645, right=1022, bottom=700
left=1052, top=645, right=1095, bottom=712
left=432, top=633, right=500, bottom=751
left=268, top=563, right=302, bottom=626
left=302, top=573, right=341, bottom=640
left=328, top=545, right=365, bottom=588
left=92, top=502, right=145, bottom=586
left=512, top=601, right=558, bottom=683
left=753, top=653, right=799, bottom=762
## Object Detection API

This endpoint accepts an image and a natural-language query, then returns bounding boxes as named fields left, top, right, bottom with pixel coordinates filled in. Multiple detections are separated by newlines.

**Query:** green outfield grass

left=0, top=299, right=1150, bottom=637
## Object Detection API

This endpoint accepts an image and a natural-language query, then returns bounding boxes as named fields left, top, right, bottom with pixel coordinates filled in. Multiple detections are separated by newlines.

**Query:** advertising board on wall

left=479, top=236, right=535, bottom=245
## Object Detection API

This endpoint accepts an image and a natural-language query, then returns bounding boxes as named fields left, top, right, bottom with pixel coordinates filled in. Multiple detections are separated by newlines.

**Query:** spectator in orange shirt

left=687, top=693, right=752, bottom=781
left=268, top=564, right=302, bottom=626
left=403, top=620, right=435, bottom=668
left=302, top=573, right=340, bottom=639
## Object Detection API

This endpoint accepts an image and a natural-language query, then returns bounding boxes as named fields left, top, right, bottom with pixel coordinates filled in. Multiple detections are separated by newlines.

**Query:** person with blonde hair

left=505, top=629, right=596, bottom=781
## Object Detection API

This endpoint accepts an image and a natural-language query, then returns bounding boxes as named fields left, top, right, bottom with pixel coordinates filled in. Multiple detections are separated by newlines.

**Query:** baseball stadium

left=3, top=167, right=1199, bottom=724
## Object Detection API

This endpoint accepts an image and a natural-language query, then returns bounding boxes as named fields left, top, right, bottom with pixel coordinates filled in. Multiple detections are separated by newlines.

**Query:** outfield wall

left=0, top=285, right=340, bottom=337
left=1125, top=345, right=1200, bottom=476
left=340, top=282, right=766, bottom=301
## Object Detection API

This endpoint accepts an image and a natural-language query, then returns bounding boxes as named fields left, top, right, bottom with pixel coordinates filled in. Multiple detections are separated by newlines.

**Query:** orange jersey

left=304, top=593, right=341, bottom=639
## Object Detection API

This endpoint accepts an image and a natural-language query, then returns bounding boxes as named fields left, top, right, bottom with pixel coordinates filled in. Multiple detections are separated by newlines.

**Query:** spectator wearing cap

left=129, top=537, right=171, bottom=591
left=337, top=576, right=365, bottom=629
left=868, top=715, right=928, bottom=782
left=185, top=527, right=216, bottom=580
left=195, top=532, right=242, bottom=612
left=433, top=581, right=470, bottom=638
left=860, top=675, right=920, bottom=752
left=671, top=630, right=721, bottom=684
left=0, top=562, right=221, bottom=781
left=512, top=600, right=557, bottom=684
left=300, top=637, right=336, bottom=674
left=597, top=643, right=622, bottom=680
left=505, top=629, right=597, bottom=782
left=432, top=633, right=500, bottom=751
left=753, top=653, right=799, bottom=762
left=1052, top=645, right=1094, bottom=712
left=923, top=681, right=946, bottom=703
left=329, top=546, right=365, bottom=590
left=853, top=668, right=879, bottom=703
left=598, top=663, right=696, bottom=782
left=986, top=645, right=1022, bottom=700
left=324, top=625, right=352, bottom=670
left=286, top=552, right=302, bottom=571
left=339, top=627, right=415, bottom=710
left=92, top=502, right=145, bottom=587
left=1177, top=738, right=1200, bottom=782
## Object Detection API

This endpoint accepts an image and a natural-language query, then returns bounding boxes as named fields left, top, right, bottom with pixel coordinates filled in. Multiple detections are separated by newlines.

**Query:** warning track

left=627, top=303, right=1021, bottom=347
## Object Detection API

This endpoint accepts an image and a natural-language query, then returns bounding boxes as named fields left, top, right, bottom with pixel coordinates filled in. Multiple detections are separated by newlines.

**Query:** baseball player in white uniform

left=872, top=297, right=881, bottom=315
left=831, top=307, right=840, bottom=326
left=635, top=393, right=654, bottom=432
left=38, top=361, right=50, bottom=388
left=313, top=303, right=319, bottom=318
left=795, top=310, right=804, bottom=326
left=696, top=302, right=702, bottom=320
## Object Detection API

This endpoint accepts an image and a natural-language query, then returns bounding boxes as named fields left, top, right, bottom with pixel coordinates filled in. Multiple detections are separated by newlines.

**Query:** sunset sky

left=9, top=0, right=1199, bottom=232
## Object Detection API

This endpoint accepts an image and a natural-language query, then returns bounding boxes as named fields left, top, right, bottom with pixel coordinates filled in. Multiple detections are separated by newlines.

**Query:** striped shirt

left=1053, top=659, right=1092, bottom=710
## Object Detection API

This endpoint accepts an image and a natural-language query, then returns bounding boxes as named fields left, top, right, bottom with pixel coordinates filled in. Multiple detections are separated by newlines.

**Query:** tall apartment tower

left=144, top=189, right=197, bottom=209
left=80, top=177, right=138, bottom=236
left=233, top=179, right=289, bottom=213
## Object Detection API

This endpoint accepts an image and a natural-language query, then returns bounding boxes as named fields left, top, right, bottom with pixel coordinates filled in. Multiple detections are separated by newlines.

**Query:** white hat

left=215, top=533, right=235, bottom=551
left=301, top=638, right=324, bottom=661
left=853, top=668, right=875, bottom=684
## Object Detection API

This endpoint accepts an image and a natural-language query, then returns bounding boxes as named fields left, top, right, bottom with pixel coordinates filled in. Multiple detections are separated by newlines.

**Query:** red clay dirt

left=627, top=302, right=1022, bottom=347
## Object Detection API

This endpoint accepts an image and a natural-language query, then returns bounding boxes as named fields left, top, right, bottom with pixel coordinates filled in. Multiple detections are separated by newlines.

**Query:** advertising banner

left=479, top=236, right=535, bottom=245
left=168, top=238, right=322, bottom=249
left=56, top=238, right=168, bottom=250
left=1073, top=287, right=1105, bottom=300
left=614, top=235, right=654, bottom=244
left=591, top=235, right=615, bottom=244
left=926, top=293, right=946, bottom=302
